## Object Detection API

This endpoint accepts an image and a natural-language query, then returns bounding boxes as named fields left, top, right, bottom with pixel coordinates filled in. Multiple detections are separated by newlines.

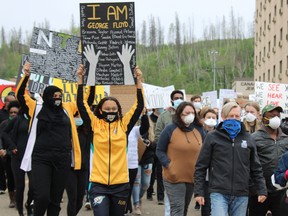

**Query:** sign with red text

left=255, top=82, right=288, bottom=114
left=80, top=2, right=136, bottom=85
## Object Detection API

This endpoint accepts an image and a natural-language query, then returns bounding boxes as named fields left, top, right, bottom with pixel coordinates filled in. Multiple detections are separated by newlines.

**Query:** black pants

left=201, top=181, right=211, bottom=216
left=89, top=182, right=130, bottom=216
left=32, top=155, right=70, bottom=216
left=155, top=157, right=164, bottom=201
left=4, top=155, right=15, bottom=192
left=66, top=168, right=88, bottom=216
left=249, top=190, right=285, bottom=216
left=0, top=157, right=6, bottom=191
left=147, top=156, right=156, bottom=198
left=11, top=157, right=33, bottom=214
left=125, top=168, right=138, bottom=213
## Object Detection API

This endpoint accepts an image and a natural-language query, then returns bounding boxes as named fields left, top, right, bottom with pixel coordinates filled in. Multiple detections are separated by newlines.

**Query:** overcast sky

left=0, top=0, right=255, bottom=41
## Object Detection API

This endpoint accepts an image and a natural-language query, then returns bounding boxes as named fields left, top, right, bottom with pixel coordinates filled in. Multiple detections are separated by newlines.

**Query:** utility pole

left=209, top=50, right=218, bottom=91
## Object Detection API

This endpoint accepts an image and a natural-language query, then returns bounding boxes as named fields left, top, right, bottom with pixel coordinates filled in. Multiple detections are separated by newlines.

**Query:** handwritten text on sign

left=80, top=2, right=136, bottom=85
left=255, top=82, right=288, bottom=114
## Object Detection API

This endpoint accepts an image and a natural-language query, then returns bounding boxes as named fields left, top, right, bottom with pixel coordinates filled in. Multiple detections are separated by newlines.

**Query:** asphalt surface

left=0, top=186, right=202, bottom=216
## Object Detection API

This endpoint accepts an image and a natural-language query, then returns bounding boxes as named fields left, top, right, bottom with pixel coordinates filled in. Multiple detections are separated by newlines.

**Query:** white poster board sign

left=143, top=83, right=175, bottom=109
left=202, top=91, right=217, bottom=108
left=255, top=82, right=288, bottom=115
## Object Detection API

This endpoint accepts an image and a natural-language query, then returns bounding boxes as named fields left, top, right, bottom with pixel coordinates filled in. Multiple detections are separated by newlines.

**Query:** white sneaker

left=134, top=206, right=141, bottom=215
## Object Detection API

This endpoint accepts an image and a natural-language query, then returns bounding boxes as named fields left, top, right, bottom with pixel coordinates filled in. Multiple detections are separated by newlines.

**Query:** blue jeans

left=132, top=164, right=152, bottom=206
left=210, top=192, right=248, bottom=216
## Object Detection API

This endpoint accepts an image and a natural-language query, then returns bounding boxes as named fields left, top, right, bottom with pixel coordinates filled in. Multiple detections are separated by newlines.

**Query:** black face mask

left=53, top=98, right=62, bottom=107
left=101, top=111, right=118, bottom=123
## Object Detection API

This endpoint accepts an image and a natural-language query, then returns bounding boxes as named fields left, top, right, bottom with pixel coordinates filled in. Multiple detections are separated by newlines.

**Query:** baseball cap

left=261, top=104, right=283, bottom=116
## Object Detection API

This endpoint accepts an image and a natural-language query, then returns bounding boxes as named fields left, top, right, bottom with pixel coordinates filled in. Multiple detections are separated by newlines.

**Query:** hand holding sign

left=83, top=44, right=101, bottom=86
left=117, top=43, right=135, bottom=84
left=23, top=61, right=31, bottom=77
left=76, top=64, right=85, bottom=85
left=134, top=66, right=143, bottom=89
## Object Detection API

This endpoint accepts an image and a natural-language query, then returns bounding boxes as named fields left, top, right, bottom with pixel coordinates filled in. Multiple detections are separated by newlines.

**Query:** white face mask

left=245, top=112, right=257, bottom=123
left=268, top=116, right=281, bottom=129
left=193, top=102, right=202, bottom=110
left=183, top=113, right=195, bottom=125
left=204, top=118, right=217, bottom=127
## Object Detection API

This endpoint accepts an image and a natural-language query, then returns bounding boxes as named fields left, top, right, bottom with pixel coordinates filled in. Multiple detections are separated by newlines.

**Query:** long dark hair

left=94, top=96, right=123, bottom=120
left=174, top=101, right=202, bottom=131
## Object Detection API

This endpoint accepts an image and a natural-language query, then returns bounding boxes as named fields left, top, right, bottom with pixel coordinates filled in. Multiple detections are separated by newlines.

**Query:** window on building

left=260, top=27, right=262, bottom=36
left=264, top=47, right=266, bottom=57
left=280, top=61, right=283, bottom=74
left=287, top=56, right=288, bottom=68
left=274, top=5, right=277, bottom=16
left=268, top=69, right=271, bottom=81
left=268, top=41, right=271, bottom=51
left=274, top=35, right=276, bottom=46
left=281, top=0, right=284, bottom=7
left=259, top=76, right=261, bottom=81
left=273, top=65, right=276, bottom=77
left=264, top=20, right=267, bottom=30
left=263, top=73, right=265, bottom=82
left=280, top=28, right=283, bottom=40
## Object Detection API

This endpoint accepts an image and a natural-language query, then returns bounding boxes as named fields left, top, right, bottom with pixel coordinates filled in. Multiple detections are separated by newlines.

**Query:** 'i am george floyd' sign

left=80, top=2, right=136, bottom=86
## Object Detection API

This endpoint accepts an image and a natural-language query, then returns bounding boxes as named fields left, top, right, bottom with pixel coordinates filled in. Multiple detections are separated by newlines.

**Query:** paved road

left=0, top=188, right=202, bottom=216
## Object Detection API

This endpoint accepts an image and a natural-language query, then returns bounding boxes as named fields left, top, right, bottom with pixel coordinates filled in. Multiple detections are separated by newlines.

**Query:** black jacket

left=251, top=126, right=288, bottom=193
left=194, top=122, right=267, bottom=197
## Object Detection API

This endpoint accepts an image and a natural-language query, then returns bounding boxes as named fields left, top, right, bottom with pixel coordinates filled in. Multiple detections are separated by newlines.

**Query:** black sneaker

left=147, top=196, right=153, bottom=201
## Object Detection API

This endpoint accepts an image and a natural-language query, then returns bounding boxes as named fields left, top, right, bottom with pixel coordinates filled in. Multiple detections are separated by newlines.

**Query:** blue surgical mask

left=222, top=119, right=241, bottom=139
left=172, top=99, right=183, bottom=109
left=74, top=117, right=83, bottom=126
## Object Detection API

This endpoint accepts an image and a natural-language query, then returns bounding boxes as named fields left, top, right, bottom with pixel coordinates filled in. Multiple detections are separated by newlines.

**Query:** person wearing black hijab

left=16, top=62, right=84, bottom=216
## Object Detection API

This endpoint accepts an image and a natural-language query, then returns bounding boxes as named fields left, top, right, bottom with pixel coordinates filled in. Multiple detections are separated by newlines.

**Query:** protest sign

left=17, top=56, right=106, bottom=103
left=80, top=2, right=136, bottom=85
left=255, top=81, right=288, bottom=114
left=143, top=83, right=175, bottom=109
left=202, top=91, right=217, bottom=108
left=0, top=85, right=16, bottom=108
left=29, top=27, right=81, bottom=82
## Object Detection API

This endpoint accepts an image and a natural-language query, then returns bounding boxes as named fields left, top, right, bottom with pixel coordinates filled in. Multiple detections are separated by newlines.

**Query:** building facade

left=254, top=0, right=288, bottom=83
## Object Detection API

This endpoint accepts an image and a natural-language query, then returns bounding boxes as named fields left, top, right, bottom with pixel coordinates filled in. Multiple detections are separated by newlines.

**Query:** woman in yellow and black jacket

left=76, top=64, right=144, bottom=216
left=16, top=62, right=94, bottom=216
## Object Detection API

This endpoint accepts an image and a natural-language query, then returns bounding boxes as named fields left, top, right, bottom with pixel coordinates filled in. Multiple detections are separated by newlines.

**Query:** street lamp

left=209, top=50, right=218, bottom=91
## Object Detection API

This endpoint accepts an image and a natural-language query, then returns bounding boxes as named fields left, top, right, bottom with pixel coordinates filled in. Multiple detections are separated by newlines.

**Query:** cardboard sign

left=80, top=2, right=136, bottom=85
left=29, top=27, right=81, bottom=82
left=255, top=81, right=288, bottom=114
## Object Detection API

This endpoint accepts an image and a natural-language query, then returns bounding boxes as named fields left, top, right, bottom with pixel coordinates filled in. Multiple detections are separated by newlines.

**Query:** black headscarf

left=37, top=86, right=65, bottom=123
